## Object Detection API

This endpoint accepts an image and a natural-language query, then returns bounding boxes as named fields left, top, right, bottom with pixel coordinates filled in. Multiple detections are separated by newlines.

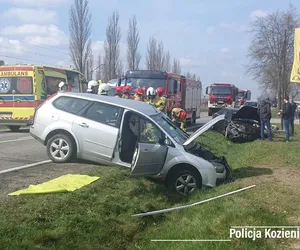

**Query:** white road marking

left=0, top=160, right=52, bottom=174
left=0, top=137, right=33, bottom=144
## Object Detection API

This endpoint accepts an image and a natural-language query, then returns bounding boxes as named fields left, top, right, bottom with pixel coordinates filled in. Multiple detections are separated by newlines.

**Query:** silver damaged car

left=30, top=92, right=232, bottom=196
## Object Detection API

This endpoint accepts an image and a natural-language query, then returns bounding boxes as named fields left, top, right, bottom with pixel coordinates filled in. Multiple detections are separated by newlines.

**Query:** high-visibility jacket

left=154, top=96, right=167, bottom=113
left=134, top=96, right=142, bottom=101
left=146, top=98, right=155, bottom=106
left=171, top=107, right=186, bottom=130
left=142, top=123, right=158, bottom=142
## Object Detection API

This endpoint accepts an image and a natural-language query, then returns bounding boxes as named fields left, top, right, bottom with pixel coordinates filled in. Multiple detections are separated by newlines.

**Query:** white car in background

left=243, top=100, right=258, bottom=108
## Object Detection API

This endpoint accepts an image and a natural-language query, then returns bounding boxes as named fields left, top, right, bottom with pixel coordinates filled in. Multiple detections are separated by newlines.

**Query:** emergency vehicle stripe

left=0, top=66, right=33, bottom=71
left=0, top=96, right=35, bottom=101
left=0, top=101, right=38, bottom=108
left=0, top=117, right=30, bottom=120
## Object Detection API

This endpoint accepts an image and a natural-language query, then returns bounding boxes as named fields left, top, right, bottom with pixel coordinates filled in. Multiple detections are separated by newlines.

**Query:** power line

left=0, top=45, right=69, bottom=61
left=0, top=54, right=65, bottom=66
left=0, top=34, right=69, bottom=56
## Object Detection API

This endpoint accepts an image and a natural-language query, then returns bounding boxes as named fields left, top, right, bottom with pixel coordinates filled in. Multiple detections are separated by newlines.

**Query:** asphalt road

left=0, top=129, right=48, bottom=171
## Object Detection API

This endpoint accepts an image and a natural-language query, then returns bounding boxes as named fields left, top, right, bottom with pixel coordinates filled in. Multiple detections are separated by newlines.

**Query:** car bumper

left=29, top=125, right=45, bottom=144
left=0, top=119, right=33, bottom=126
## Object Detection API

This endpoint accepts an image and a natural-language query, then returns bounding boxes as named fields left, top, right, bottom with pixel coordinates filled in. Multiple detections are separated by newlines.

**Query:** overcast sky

left=0, top=0, right=298, bottom=98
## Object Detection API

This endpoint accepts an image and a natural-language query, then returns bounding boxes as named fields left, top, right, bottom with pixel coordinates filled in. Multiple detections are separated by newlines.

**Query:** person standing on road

left=280, top=97, right=293, bottom=142
left=290, top=98, right=297, bottom=136
left=133, top=87, right=144, bottom=101
left=98, top=83, right=111, bottom=95
left=257, top=98, right=272, bottom=141
left=155, top=87, right=168, bottom=114
left=171, top=107, right=187, bottom=131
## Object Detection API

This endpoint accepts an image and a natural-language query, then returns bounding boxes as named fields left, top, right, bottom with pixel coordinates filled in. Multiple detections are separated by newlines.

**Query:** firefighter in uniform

left=172, top=107, right=187, bottom=130
left=122, top=85, right=132, bottom=99
left=134, top=87, right=144, bottom=101
left=129, top=114, right=159, bottom=143
left=98, top=83, right=111, bottom=95
left=87, top=80, right=99, bottom=94
left=115, top=86, right=123, bottom=98
left=141, top=86, right=147, bottom=102
left=145, top=87, right=157, bottom=105
left=154, top=87, right=168, bottom=113
left=58, top=81, right=68, bottom=92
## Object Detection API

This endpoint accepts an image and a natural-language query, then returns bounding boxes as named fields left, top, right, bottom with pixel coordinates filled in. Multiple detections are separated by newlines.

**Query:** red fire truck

left=237, top=89, right=251, bottom=107
left=206, top=82, right=238, bottom=116
left=118, top=70, right=202, bottom=124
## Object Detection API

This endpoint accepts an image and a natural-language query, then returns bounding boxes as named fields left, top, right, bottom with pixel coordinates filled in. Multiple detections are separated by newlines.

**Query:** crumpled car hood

left=183, top=115, right=226, bottom=146
left=230, top=106, right=260, bottom=123
left=183, top=106, right=260, bottom=146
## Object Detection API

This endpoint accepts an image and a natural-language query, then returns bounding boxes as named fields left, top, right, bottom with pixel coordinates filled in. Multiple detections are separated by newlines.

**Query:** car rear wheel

left=168, top=169, right=201, bottom=196
left=46, top=134, right=74, bottom=163
left=7, top=125, right=20, bottom=132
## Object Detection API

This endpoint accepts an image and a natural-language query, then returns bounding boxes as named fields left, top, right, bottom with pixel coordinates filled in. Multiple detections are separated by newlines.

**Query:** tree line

left=69, top=0, right=199, bottom=82
left=246, top=4, right=300, bottom=108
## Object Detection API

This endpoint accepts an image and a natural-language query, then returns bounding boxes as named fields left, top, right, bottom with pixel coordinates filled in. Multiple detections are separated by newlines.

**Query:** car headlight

left=214, top=163, right=225, bottom=173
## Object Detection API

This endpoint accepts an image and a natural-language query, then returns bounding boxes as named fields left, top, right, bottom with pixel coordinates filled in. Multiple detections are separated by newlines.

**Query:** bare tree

left=103, top=11, right=121, bottom=82
left=95, top=54, right=102, bottom=80
left=69, top=0, right=92, bottom=75
left=86, top=53, right=94, bottom=80
left=172, top=58, right=181, bottom=74
left=0, top=60, right=4, bottom=66
left=146, top=36, right=157, bottom=70
left=156, top=41, right=165, bottom=70
left=246, top=5, right=299, bottom=108
left=163, top=51, right=171, bottom=71
left=186, top=72, right=192, bottom=78
left=118, top=61, right=124, bottom=77
left=127, top=16, right=141, bottom=70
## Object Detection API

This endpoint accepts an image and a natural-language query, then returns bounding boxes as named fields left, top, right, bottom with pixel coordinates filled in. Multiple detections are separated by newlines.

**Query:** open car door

left=130, top=142, right=168, bottom=177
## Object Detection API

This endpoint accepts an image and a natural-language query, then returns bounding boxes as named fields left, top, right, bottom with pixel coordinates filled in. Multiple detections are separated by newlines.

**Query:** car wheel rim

left=175, top=174, right=197, bottom=196
left=50, top=138, right=70, bottom=160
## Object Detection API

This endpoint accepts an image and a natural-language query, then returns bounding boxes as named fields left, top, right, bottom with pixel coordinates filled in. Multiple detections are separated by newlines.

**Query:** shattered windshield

left=150, top=113, right=188, bottom=145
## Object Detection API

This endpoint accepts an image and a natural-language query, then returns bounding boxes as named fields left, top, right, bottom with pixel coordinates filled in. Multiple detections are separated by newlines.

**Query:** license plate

left=0, top=112, right=12, bottom=118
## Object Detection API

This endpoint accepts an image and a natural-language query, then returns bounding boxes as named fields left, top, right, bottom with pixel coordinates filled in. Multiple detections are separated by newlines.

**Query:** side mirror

left=205, top=86, right=209, bottom=94
left=161, top=136, right=172, bottom=146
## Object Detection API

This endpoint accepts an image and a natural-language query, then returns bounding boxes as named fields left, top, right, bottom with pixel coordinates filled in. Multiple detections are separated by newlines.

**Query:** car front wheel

left=46, top=134, right=75, bottom=163
left=168, top=169, right=201, bottom=196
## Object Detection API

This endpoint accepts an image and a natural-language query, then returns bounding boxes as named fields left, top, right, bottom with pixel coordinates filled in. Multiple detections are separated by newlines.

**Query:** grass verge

left=1, top=127, right=300, bottom=249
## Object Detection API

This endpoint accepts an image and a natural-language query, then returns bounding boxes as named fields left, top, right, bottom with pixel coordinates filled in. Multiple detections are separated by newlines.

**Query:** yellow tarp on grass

left=8, top=174, right=100, bottom=196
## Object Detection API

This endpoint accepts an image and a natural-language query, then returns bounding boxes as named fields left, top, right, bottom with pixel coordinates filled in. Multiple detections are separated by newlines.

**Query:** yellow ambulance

left=0, top=64, right=87, bottom=131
